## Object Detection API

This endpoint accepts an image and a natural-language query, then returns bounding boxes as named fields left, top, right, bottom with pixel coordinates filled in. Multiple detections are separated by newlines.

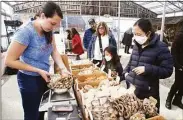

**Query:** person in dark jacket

left=123, top=19, right=173, bottom=113
left=122, top=28, right=133, bottom=54
left=88, top=22, right=117, bottom=67
left=165, top=25, right=183, bottom=110
left=65, top=29, right=72, bottom=52
left=83, top=18, right=96, bottom=50
left=156, top=26, right=169, bottom=46
left=71, top=28, right=84, bottom=60
left=66, top=29, right=72, bottom=40
left=103, top=45, right=124, bottom=81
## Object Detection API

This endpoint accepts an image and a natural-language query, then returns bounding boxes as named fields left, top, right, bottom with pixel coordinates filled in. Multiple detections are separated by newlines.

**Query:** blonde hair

left=96, top=22, right=109, bottom=36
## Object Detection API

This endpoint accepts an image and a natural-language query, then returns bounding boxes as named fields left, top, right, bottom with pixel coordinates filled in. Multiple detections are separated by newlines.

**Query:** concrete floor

left=1, top=48, right=183, bottom=120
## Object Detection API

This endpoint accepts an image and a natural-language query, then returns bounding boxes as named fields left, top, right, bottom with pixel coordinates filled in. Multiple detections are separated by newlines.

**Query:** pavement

left=1, top=48, right=183, bottom=120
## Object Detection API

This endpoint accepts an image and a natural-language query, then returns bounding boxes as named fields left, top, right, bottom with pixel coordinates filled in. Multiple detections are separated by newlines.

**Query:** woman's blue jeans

left=17, top=72, right=48, bottom=120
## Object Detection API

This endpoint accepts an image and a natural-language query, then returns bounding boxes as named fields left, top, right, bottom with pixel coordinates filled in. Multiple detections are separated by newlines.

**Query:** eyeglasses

left=98, top=27, right=105, bottom=30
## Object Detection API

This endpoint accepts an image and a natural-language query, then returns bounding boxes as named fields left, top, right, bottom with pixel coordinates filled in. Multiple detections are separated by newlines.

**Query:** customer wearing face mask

left=88, top=22, right=117, bottom=67
left=102, top=45, right=124, bottom=81
left=123, top=18, right=173, bottom=113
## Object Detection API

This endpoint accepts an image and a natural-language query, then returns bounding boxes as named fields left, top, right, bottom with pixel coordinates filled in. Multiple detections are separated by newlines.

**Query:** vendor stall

left=40, top=58, right=166, bottom=120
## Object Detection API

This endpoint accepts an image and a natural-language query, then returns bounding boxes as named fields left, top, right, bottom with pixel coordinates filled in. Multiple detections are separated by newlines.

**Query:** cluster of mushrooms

left=129, top=112, right=146, bottom=120
left=82, top=80, right=135, bottom=120
left=80, top=78, right=158, bottom=120
left=78, top=69, right=94, bottom=75
left=111, top=94, right=158, bottom=120
left=71, top=59, right=91, bottom=65
left=48, top=74, right=74, bottom=90
left=90, top=97, right=118, bottom=120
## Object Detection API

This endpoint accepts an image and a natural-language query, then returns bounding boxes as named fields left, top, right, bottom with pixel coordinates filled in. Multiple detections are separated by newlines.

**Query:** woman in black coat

left=165, top=25, right=183, bottom=110
left=123, top=19, right=173, bottom=113
left=122, top=28, right=133, bottom=54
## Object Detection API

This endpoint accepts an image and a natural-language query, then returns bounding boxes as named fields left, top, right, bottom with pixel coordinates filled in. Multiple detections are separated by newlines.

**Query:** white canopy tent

left=1, top=0, right=183, bottom=51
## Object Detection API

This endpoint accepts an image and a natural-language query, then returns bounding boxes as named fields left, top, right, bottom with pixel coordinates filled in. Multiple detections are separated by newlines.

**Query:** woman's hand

left=37, top=69, right=51, bottom=82
left=60, top=68, right=71, bottom=77
left=132, top=66, right=145, bottom=75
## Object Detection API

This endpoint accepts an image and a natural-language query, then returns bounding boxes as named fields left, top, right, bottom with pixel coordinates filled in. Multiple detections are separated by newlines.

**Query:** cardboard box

left=76, top=72, right=107, bottom=89
left=54, top=55, right=71, bottom=74
left=72, top=67, right=99, bottom=76
left=77, top=70, right=107, bottom=82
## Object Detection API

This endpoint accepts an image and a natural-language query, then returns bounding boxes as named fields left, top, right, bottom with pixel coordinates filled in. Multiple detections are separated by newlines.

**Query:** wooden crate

left=147, top=115, right=166, bottom=120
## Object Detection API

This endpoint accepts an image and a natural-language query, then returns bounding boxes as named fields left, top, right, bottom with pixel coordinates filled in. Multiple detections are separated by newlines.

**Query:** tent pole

left=99, top=0, right=100, bottom=22
left=117, top=0, right=120, bottom=53
left=160, top=1, right=166, bottom=41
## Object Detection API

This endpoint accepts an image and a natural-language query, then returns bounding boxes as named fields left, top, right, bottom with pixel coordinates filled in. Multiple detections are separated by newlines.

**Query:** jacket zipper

left=133, top=48, right=142, bottom=85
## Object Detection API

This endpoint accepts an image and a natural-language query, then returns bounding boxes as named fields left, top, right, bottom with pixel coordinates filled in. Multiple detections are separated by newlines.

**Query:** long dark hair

left=134, top=18, right=155, bottom=40
left=33, top=10, right=41, bottom=20
left=104, top=45, right=120, bottom=66
left=71, top=28, right=79, bottom=38
left=172, top=24, right=183, bottom=48
left=66, top=29, right=72, bottom=40
left=42, top=2, right=63, bottom=44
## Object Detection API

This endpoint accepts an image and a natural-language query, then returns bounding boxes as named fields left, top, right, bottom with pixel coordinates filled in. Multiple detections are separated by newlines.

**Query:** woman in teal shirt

left=5, top=2, right=70, bottom=120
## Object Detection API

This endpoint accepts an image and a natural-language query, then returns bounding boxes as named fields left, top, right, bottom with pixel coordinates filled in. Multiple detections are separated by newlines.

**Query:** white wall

left=1, top=2, right=14, bottom=49
left=1, top=2, right=13, bottom=35
left=1, top=2, right=14, bottom=76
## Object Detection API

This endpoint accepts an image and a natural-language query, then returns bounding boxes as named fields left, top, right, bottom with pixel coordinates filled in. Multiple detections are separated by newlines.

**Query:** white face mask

left=105, top=56, right=112, bottom=61
left=134, top=35, right=148, bottom=45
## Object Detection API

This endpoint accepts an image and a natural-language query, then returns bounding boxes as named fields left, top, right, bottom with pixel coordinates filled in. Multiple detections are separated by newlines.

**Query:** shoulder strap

left=98, top=35, right=104, bottom=58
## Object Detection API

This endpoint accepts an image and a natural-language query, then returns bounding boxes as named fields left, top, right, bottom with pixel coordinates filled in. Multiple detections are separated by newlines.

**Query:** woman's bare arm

left=5, top=41, right=50, bottom=82
left=51, top=37, right=70, bottom=74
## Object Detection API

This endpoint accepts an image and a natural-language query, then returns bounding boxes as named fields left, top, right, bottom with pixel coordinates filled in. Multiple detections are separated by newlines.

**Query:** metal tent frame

left=2, top=0, right=183, bottom=51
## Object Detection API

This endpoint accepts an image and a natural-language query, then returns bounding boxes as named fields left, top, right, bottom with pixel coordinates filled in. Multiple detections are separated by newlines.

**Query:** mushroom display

left=48, top=74, right=74, bottom=90
left=90, top=97, right=118, bottom=120
left=81, top=79, right=158, bottom=119
left=82, top=85, right=93, bottom=93
left=142, top=97, right=158, bottom=117
left=82, top=80, right=135, bottom=119
left=71, top=59, right=91, bottom=65
left=111, top=94, right=158, bottom=120
left=111, top=94, right=143, bottom=119
left=78, top=69, right=94, bottom=75
left=129, top=112, right=146, bottom=120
